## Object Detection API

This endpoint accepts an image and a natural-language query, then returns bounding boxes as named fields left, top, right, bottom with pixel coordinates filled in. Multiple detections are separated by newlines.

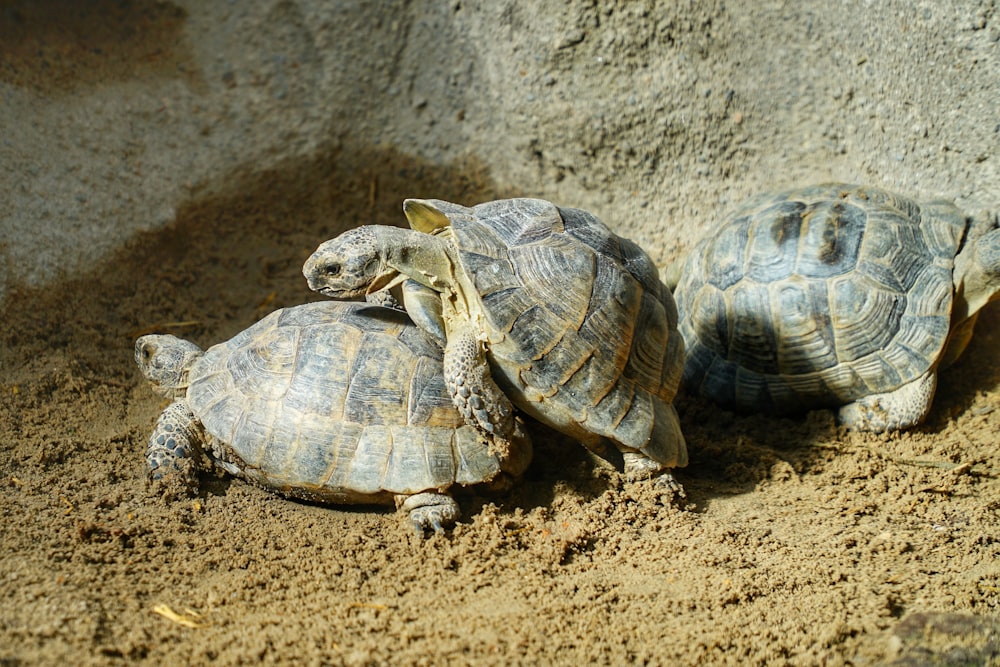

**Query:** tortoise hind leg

left=396, top=493, right=461, bottom=535
left=622, top=451, right=687, bottom=499
left=838, top=370, right=937, bottom=433
left=147, top=400, right=204, bottom=492
left=622, top=398, right=687, bottom=473
left=622, top=399, right=688, bottom=498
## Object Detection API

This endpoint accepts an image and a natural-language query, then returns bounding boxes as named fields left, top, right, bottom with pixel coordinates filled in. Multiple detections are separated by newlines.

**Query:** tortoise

left=134, top=300, right=532, bottom=532
left=302, top=197, right=687, bottom=484
left=671, top=183, right=1000, bottom=431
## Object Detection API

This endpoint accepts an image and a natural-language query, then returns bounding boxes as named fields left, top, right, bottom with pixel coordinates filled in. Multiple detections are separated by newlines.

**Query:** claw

left=398, top=492, right=460, bottom=536
left=410, top=518, right=427, bottom=537
left=622, top=450, right=664, bottom=481
left=652, top=472, right=687, bottom=499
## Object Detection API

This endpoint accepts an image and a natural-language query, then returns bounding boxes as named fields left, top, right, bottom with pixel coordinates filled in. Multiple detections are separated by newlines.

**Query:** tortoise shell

left=673, top=183, right=967, bottom=413
left=423, top=197, right=686, bottom=466
left=186, top=301, right=529, bottom=503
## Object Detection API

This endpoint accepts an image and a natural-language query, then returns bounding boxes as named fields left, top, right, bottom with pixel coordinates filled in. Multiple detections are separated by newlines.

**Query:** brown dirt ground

left=1, top=145, right=998, bottom=666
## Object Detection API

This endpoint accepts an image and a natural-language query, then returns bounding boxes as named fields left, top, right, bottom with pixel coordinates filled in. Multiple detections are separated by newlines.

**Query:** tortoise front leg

left=443, top=322, right=518, bottom=457
left=364, top=289, right=404, bottom=310
left=400, top=279, right=446, bottom=346
left=396, top=492, right=461, bottom=535
left=146, top=400, right=204, bottom=492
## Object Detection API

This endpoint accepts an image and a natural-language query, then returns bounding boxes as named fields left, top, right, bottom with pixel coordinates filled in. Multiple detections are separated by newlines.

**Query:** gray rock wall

left=2, top=0, right=997, bottom=304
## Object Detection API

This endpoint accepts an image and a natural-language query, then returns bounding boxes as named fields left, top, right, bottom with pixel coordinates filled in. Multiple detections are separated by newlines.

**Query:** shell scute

left=794, top=200, right=866, bottom=278
left=622, top=292, right=671, bottom=393
left=509, top=238, right=595, bottom=330
left=705, top=215, right=751, bottom=291
left=829, top=275, right=906, bottom=364
left=744, top=201, right=804, bottom=283
left=469, top=198, right=562, bottom=247
left=561, top=206, right=622, bottom=259
left=773, top=280, right=838, bottom=375
left=725, top=282, right=779, bottom=375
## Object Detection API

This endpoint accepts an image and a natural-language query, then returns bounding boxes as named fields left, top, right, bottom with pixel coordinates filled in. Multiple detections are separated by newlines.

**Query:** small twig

left=151, top=604, right=209, bottom=628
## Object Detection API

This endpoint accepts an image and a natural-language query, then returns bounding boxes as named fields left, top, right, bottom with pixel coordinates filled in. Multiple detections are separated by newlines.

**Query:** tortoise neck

left=376, top=226, right=457, bottom=292
left=157, top=352, right=202, bottom=400
left=173, top=361, right=198, bottom=398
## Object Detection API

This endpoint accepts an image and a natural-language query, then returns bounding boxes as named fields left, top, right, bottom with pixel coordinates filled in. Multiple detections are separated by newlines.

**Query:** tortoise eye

left=325, top=263, right=342, bottom=277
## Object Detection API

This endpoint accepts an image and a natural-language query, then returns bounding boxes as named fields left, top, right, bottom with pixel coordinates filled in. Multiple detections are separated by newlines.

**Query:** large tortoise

left=672, top=183, right=1000, bottom=431
left=302, top=197, right=687, bottom=483
left=135, top=301, right=532, bottom=532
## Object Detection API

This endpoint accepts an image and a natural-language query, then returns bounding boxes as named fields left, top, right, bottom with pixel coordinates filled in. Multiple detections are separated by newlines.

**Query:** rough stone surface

left=3, top=1, right=997, bottom=302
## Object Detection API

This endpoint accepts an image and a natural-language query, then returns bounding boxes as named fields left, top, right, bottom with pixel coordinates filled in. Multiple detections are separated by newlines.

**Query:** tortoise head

left=135, top=334, right=204, bottom=398
left=955, top=215, right=1000, bottom=316
left=941, top=214, right=1000, bottom=368
left=303, top=226, right=400, bottom=299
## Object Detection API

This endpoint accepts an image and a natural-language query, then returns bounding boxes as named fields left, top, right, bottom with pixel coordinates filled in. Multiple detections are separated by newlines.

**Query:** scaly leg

left=146, top=400, right=204, bottom=492
left=838, top=370, right=937, bottom=433
left=443, top=323, right=517, bottom=456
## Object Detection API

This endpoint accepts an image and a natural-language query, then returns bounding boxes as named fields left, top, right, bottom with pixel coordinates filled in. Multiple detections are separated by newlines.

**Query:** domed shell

left=675, top=183, right=967, bottom=413
left=425, top=197, right=685, bottom=466
left=185, top=301, right=526, bottom=502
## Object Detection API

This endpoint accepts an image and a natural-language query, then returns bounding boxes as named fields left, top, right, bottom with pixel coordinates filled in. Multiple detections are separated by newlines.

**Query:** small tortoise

left=303, top=198, right=687, bottom=482
left=672, top=183, right=1000, bottom=431
left=135, top=301, right=532, bottom=532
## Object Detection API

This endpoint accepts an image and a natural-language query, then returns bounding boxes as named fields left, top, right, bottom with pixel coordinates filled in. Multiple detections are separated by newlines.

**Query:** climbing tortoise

left=135, top=301, right=532, bottom=532
left=303, top=197, right=687, bottom=483
left=672, top=183, right=1000, bottom=431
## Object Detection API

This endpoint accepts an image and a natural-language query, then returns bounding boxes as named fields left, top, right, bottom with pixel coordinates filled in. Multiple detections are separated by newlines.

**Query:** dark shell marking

left=675, top=184, right=965, bottom=413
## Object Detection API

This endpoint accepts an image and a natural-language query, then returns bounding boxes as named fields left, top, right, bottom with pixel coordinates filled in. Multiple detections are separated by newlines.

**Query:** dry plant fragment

left=151, top=604, right=209, bottom=628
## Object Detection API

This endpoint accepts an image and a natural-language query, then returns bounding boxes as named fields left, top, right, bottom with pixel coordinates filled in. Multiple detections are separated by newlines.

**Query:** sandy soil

left=2, top=2, right=999, bottom=666
left=1, top=146, right=998, bottom=666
